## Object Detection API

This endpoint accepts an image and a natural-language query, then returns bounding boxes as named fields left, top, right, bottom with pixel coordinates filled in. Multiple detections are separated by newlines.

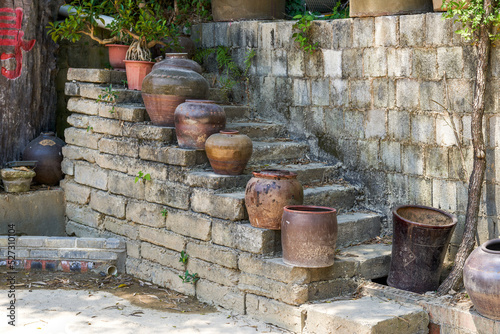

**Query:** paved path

left=0, top=289, right=291, bottom=334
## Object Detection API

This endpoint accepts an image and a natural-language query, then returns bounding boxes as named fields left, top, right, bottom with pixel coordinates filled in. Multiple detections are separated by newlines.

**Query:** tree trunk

left=0, top=0, right=63, bottom=166
left=437, top=0, right=492, bottom=295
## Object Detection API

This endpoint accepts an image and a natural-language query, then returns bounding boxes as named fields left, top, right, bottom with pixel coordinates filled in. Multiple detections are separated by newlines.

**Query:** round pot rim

left=165, top=52, right=189, bottom=58
left=106, top=44, right=129, bottom=48
left=41, top=131, right=55, bottom=136
left=123, top=60, right=155, bottom=64
left=481, top=238, right=500, bottom=254
left=220, top=130, right=239, bottom=135
left=252, top=169, right=298, bottom=179
left=284, top=205, right=336, bottom=214
left=393, top=204, right=458, bottom=229
left=184, top=99, right=216, bottom=104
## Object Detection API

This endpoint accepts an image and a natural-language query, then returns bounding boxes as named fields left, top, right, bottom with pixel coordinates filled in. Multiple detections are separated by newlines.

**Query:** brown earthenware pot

left=205, top=130, right=252, bottom=175
left=142, top=60, right=209, bottom=127
left=174, top=100, right=226, bottom=150
left=464, top=239, right=500, bottom=320
left=22, top=132, right=66, bottom=186
left=281, top=205, right=338, bottom=268
left=245, top=170, right=304, bottom=230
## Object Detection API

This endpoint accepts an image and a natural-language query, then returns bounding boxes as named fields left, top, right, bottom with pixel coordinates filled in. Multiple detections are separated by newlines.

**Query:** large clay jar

left=245, top=170, right=304, bottom=230
left=281, top=205, right=338, bottom=268
left=464, top=239, right=500, bottom=320
left=142, top=55, right=209, bottom=127
left=205, top=130, right=252, bottom=175
left=22, top=132, right=66, bottom=186
left=174, top=100, right=226, bottom=150
left=387, top=205, right=457, bottom=293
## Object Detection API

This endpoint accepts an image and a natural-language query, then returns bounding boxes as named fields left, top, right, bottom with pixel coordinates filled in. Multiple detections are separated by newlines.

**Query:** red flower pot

left=124, top=60, right=154, bottom=91
left=106, top=44, right=129, bottom=71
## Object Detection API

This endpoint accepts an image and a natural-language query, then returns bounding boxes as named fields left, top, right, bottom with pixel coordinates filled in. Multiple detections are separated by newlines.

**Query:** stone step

left=67, top=97, right=148, bottom=123
left=222, top=105, right=251, bottom=121
left=303, top=184, right=358, bottom=213
left=259, top=162, right=342, bottom=185
left=67, top=68, right=127, bottom=84
left=208, top=87, right=229, bottom=104
left=337, top=212, right=382, bottom=247
left=227, top=122, right=285, bottom=139
left=65, top=82, right=143, bottom=104
left=251, top=141, right=309, bottom=163
left=303, top=296, right=429, bottom=334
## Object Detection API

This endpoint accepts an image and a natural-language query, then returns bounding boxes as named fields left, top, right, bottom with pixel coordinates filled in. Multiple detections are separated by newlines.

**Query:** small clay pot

left=106, top=44, right=129, bottom=70
left=464, top=239, right=500, bottom=320
left=245, top=170, right=304, bottom=230
left=1, top=168, right=35, bottom=192
left=205, top=130, right=253, bottom=175
left=22, top=132, right=66, bottom=186
left=124, top=60, right=154, bottom=90
left=281, top=205, right=338, bottom=268
left=174, top=100, right=226, bottom=150
left=142, top=62, right=209, bottom=127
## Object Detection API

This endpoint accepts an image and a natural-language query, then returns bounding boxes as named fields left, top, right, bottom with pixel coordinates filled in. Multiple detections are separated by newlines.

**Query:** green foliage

left=179, top=270, right=200, bottom=284
left=292, top=13, right=318, bottom=54
left=174, top=0, right=212, bottom=31
left=179, top=250, right=189, bottom=264
left=443, top=0, right=500, bottom=41
left=286, top=0, right=306, bottom=18
left=161, top=208, right=168, bottom=217
left=97, top=84, right=118, bottom=114
left=323, top=1, right=349, bottom=20
left=86, top=126, right=94, bottom=132
left=134, top=171, right=151, bottom=183
left=195, top=46, right=256, bottom=95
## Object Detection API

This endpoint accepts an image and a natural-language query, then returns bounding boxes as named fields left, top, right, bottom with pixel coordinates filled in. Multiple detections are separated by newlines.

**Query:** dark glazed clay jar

left=22, top=132, right=66, bottom=186
left=205, top=130, right=252, bottom=175
left=387, top=205, right=457, bottom=293
left=245, top=170, right=304, bottom=230
left=174, top=100, right=226, bottom=150
left=142, top=55, right=209, bottom=127
left=281, top=205, right=338, bottom=268
left=464, top=239, right=500, bottom=320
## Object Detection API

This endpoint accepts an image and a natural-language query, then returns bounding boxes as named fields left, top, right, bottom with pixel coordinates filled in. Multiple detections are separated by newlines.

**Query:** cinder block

left=196, top=280, right=245, bottom=314
left=363, top=48, right=387, bottom=77
left=350, top=80, right=371, bottom=110
left=186, top=242, right=237, bottom=269
left=138, top=226, right=185, bottom=252
left=99, top=137, right=139, bottom=158
left=238, top=254, right=309, bottom=284
left=305, top=51, right=324, bottom=78
left=380, top=141, right=401, bottom=172
left=140, top=242, right=183, bottom=270
left=145, top=180, right=190, bottom=210
left=191, top=189, right=246, bottom=221
left=400, top=14, right=426, bottom=46
left=62, top=145, right=98, bottom=163
left=75, top=238, right=106, bottom=248
left=411, top=114, right=435, bottom=144
left=365, top=109, right=386, bottom=138
left=344, top=110, right=365, bottom=139
left=66, top=203, right=102, bottom=229
left=259, top=22, right=276, bottom=49
left=287, top=51, right=304, bottom=77
left=426, top=12, right=452, bottom=46
left=373, top=78, right=395, bottom=109
left=412, top=48, right=438, bottom=79
left=44, top=237, right=77, bottom=248
left=323, top=50, right=342, bottom=78
left=212, top=220, right=278, bottom=254
left=30, top=249, right=59, bottom=259
left=74, top=161, right=108, bottom=190
left=432, top=179, right=457, bottom=211
left=275, top=21, right=294, bottom=49
left=402, top=144, right=425, bottom=175
left=108, top=171, right=145, bottom=200
left=359, top=140, right=379, bottom=169
left=90, top=190, right=126, bottom=219
left=375, top=16, right=398, bottom=47
left=103, top=216, right=138, bottom=240
left=271, top=49, right=287, bottom=77
left=437, top=47, right=464, bottom=79
left=310, top=21, right=333, bottom=49
left=64, top=127, right=102, bottom=150
left=95, top=153, right=131, bottom=173
left=353, top=17, right=374, bottom=48
left=246, top=294, right=305, bottom=333
left=126, top=200, right=166, bottom=228
left=396, top=79, right=420, bottom=109
left=59, top=249, right=89, bottom=259
left=63, top=180, right=91, bottom=204
left=387, top=48, right=412, bottom=77
left=67, top=98, right=99, bottom=116
left=331, top=79, right=348, bottom=107
left=67, top=114, right=91, bottom=128
left=165, top=211, right=211, bottom=241
left=187, top=258, right=239, bottom=287
left=292, top=79, right=311, bottom=107
left=426, top=147, right=449, bottom=178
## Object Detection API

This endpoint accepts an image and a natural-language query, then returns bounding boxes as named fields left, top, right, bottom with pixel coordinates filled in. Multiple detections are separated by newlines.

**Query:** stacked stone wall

left=194, top=13, right=500, bottom=252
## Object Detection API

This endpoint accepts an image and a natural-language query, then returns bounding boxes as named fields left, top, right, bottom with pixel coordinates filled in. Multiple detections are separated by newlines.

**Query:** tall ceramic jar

left=174, top=100, right=226, bottom=150
left=22, top=132, right=66, bottom=186
left=245, top=170, right=304, bottom=230
left=464, top=239, right=500, bottom=320
left=281, top=205, right=338, bottom=268
left=205, top=130, right=252, bottom=175
left=142, top=54, right=209, bottom=127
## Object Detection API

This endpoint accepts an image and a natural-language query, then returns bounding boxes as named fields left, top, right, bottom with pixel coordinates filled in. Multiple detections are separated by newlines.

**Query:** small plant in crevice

left=292, top=13, right=318, bottom=54
left=179, top=250, right=189, bottom=264
left=161, top=208, right=168, bottom=217
left=86, top=126, right=94, bottom=133
left=97, top=84, right=118, bottom=114
left=179, top=270, right=200, bottom=284
left=134, top=171, right=151, bottom=183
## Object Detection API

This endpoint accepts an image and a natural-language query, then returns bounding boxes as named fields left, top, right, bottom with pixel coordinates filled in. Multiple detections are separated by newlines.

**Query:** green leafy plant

left=161, top=208, right=168, bottom=217
left=179, top=250, right=189, bottom=264
left=134, top=171, right=151, bottom=183
left=97, top=84, right=118, bottom=114
left=286, top=0, right=305, bottom=18
left=86, top=126, right=94, bottom=132
left=179, top=270, right=199, bottom=284
left=292, top=13, right=318, bottom=54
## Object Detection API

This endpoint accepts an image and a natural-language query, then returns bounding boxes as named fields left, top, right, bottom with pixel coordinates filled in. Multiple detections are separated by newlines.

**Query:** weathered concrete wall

left=194, top=13, right=500, bottom=253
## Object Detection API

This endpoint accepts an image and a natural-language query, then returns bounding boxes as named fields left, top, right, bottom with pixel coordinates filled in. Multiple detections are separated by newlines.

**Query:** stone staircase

left=62, top=68, right=417, bottom=333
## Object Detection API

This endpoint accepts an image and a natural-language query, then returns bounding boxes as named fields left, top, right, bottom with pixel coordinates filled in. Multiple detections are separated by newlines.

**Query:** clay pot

left=22, top=132, right=66, bottom=186
left=212, top=0, right=286, bottom=21
left=464, top=239, right=500, bottom=320
left=387, top=205, right=457, bottom=293
left=1, top=168, right=36, bottom=192
left=281, top=205, right=338, bottom=268
left=245, top=170, right=304, bottom=230
left=124, top=60, right=154, bottom=90
left=152, top=53, right=203, bottom=74
left=142, top=59, right=209, bottom=127
left=106, top=44, right=129, bottom=70
left=174, top=100, right=226, bottom=150
left=350, top=0, right=432, bottom=17
left=205, top=130, right=252, bottom=175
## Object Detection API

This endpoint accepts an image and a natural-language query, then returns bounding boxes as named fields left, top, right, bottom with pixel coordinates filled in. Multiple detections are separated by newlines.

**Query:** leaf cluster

left=443, top=0, right=500, bottom=41
left=292, top=13, right=318, bottom=54
left=134, top=171, right=151, bottom=183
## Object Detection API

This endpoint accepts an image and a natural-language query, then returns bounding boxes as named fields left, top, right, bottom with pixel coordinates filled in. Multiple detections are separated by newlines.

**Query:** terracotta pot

left=152, top=53, right=203, bottom=74
left=142, top=63, right=209, bottom=127
left=281, top=205, right=338, bottom=268
left=205, top=130, right=253, bottom=175
left=174, top=100, right=226, bottom=150
left=387, top=205, right=457, bottom=293
left=22, top=132, right=66, bottom=186
left=212, top=0, right=286, bottom=21
left=106, top=44, right=129, bottom=71
left=124, top=60, right=154, bottom=91
left=350, top=0, right=432, bottom=17
left=245, top=170, right=304, bottom=230
left=464, top=239, right=500, bottom=320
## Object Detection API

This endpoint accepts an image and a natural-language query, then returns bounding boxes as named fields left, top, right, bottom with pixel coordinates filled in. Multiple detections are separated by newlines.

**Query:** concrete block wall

left=194, top=13, right=500, bottom=253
